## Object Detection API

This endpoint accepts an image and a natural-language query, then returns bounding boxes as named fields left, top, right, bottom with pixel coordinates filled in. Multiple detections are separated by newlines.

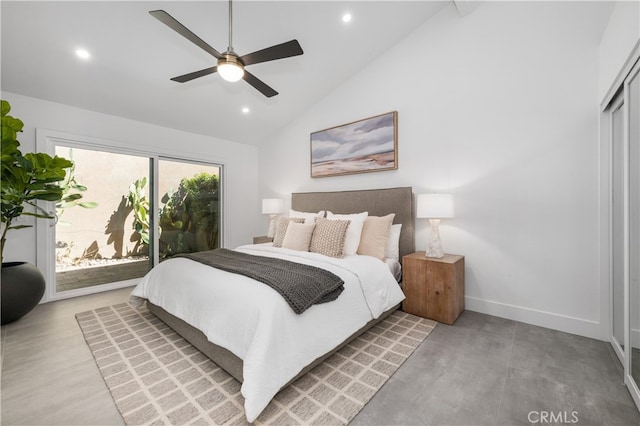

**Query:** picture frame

left=310, top=111, right=398, bottom=178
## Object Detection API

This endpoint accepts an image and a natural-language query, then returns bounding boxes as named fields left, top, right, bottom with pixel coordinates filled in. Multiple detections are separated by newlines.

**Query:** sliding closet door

left=612, top=96, right=625, bottom=360
left=628, top=63, right=640, bottom=392
left=606, top=57, right=640, bottom=410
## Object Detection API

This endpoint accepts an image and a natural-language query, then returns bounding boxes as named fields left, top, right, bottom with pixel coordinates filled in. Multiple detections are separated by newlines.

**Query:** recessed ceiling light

left=342, top=13, right=352, bottom=23
left=242, top=107, right=250, bottom=114
left=75, top=48, right=90, bottom=60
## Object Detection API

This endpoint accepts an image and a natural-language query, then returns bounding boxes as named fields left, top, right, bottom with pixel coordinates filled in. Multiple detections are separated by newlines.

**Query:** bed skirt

left=147, top=301, right=401, bottom=388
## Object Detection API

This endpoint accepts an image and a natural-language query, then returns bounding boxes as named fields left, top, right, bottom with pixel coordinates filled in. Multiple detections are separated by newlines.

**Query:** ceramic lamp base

left=425, top=218, right=444, bottom=258
left=266, top=214, right=277, bottom=238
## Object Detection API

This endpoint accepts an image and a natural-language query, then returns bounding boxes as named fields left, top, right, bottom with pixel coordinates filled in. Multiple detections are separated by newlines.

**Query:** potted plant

left=1, top=99, right=78, bottom=324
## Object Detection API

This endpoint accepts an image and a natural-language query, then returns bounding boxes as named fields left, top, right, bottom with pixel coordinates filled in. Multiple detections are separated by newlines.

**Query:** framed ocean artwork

left=310, top=111, right=398, bottom=178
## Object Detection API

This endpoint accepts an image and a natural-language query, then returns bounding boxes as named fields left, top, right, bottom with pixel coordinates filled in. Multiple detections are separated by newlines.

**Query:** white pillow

left=273, top=217, right=305, bottom=247
left=386, top=224, right=402, bottom=261
left=289, top=209, right=324, bottom=224
left=326, top=211, right=368, bottom=255
left=282, top=222, right=316, bottom=252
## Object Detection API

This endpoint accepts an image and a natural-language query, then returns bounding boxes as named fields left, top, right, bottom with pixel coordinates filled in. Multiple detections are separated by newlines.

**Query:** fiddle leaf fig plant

left=1, top=99, right=76, bottom=264
left=56, top=148, right=98, bottom=225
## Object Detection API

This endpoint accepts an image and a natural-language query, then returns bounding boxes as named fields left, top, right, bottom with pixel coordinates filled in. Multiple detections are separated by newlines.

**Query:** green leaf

left=1, top=100, right=10, bottom=117
left=1, top=138, right=19, bottom=157
left=29, top=190, right=64, bottom=201
left=1, top=106, right=24, bottom=142
left=63, top=193, right=83, bottom=201
left=56, top=202, right=77, bottom=209
left=78, top=201, right=98, bottom=208
left=8, top=224, right=32, bottom=230
left=21, top=211, right=55, bottom=219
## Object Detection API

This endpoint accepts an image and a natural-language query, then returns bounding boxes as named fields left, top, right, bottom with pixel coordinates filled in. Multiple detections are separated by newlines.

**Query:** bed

left=130, top=187, right=415, bottom=422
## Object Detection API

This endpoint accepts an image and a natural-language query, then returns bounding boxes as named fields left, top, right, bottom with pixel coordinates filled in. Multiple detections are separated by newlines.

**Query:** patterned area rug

left=76, top=303, right=436, bottom=425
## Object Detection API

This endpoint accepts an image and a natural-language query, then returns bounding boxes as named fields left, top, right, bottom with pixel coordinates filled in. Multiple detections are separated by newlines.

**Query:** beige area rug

left=76, top=303, right=436, bottom=425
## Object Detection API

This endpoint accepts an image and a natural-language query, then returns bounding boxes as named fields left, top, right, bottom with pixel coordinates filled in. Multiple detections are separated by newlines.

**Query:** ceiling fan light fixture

left=218, top=54, right=245, bottom=82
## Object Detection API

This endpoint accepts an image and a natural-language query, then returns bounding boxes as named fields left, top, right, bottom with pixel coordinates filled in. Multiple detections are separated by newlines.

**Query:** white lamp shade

left=261, top=198, right=283, bottom=214
left=417, top=194, right=455, bottom=219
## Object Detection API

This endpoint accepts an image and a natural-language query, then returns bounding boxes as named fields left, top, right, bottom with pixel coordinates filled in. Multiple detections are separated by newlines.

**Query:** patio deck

left=56, top=260, right=150, bottom=292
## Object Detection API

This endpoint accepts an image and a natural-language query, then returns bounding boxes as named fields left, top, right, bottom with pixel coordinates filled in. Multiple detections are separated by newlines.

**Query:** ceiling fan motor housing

left=219, top=53, right=244, bottom=68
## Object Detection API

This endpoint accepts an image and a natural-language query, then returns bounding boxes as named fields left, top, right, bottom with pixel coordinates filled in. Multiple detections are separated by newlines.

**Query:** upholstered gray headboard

left=291, top=187, right=415, bottom=258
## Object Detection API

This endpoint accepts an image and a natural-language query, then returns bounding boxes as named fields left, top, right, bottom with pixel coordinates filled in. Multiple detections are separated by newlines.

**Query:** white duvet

left=130, top=244, right=405, bottom=422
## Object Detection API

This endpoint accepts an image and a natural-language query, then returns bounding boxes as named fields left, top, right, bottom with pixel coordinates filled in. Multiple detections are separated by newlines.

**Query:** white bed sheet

left=130, top=244, right=405, bottom=422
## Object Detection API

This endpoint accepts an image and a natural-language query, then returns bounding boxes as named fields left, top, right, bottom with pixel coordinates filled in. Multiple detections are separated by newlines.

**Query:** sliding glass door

left=36, top=132, right=223, bottom=300
left=54, top=146, right=153, bottom=293
left=157, top=159, right=221, bottom=261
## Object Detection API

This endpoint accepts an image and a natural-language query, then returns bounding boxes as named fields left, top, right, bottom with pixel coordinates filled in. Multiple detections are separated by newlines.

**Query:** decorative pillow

left=386, top=224, right=403, bottom=261
left=326, top=211, right=368, bottom=255
left=289, top=209, right=325, bottom=224
left=357, top=214, right=395, bottom=261
left=282, top=222, right=316, bottom=252
left=273, top=217, right=305, bottom=247
left=309, top=218, right=350, bottom=258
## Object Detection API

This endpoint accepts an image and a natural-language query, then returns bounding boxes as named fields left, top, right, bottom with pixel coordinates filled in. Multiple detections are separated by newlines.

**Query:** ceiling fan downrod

left=218, top=0, right=244, bottom=82
left=227, top=0, right=234, bottom=53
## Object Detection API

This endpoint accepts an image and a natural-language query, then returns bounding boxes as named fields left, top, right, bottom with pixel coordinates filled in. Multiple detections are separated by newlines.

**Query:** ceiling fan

left=149, top=0, right=303, bottom=98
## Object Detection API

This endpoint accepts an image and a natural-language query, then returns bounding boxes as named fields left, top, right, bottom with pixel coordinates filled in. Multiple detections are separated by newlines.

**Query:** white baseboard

left=465, top=296, right=605, bottom=341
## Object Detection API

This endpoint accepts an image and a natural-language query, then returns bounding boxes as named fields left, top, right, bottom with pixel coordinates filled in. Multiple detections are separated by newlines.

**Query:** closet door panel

left=629, top=67, right=640, bottom=386
left=613, top=99, right=625, bottom=353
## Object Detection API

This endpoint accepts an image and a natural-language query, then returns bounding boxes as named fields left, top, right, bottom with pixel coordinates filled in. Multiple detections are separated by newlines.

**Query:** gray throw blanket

left=176, top=249, right=344, bottom=314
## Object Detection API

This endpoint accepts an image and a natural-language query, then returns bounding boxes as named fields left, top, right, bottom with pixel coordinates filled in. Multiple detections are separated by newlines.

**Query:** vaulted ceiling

left=1, top=1, right=449, bottom=145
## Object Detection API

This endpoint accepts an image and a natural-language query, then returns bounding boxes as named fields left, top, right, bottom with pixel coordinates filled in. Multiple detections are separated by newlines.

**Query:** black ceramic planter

left=1, top=262, right=46, bottom=325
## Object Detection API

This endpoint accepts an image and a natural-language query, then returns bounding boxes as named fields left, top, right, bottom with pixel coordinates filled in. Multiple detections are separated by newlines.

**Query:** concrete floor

left=2, top=287, right=640, bottom=425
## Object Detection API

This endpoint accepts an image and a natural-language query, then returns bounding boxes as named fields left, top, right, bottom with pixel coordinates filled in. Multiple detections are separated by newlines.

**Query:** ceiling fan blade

left=171, top=66, right=218, bottom=83
left=243, top=71, right=278, bottom=98
left=240, top=40, right=303, bottom=67
left=149, top=10, right=222, bottom=60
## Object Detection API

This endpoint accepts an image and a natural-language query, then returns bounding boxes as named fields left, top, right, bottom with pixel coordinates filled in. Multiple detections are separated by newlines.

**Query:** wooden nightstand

left=253, top=236, right=273, bottom=244
left=402, top=252, right=465, bottom=324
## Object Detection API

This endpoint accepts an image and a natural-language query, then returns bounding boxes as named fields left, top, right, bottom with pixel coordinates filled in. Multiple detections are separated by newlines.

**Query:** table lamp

left=416, top=194, right=454, bottom=258
left=262, top=199, right=283, bottom=238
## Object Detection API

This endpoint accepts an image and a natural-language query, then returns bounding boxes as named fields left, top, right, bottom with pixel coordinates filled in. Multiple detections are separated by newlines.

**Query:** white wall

left=259, top=2, right=609, bottom=339
left=2, top=92, right=262, bottom=266
left=598, top=0, right=640, bottom=102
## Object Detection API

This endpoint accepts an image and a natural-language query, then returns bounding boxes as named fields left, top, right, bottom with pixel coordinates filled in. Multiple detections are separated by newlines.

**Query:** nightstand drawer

left=402, top=252, right=464, bottom=324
